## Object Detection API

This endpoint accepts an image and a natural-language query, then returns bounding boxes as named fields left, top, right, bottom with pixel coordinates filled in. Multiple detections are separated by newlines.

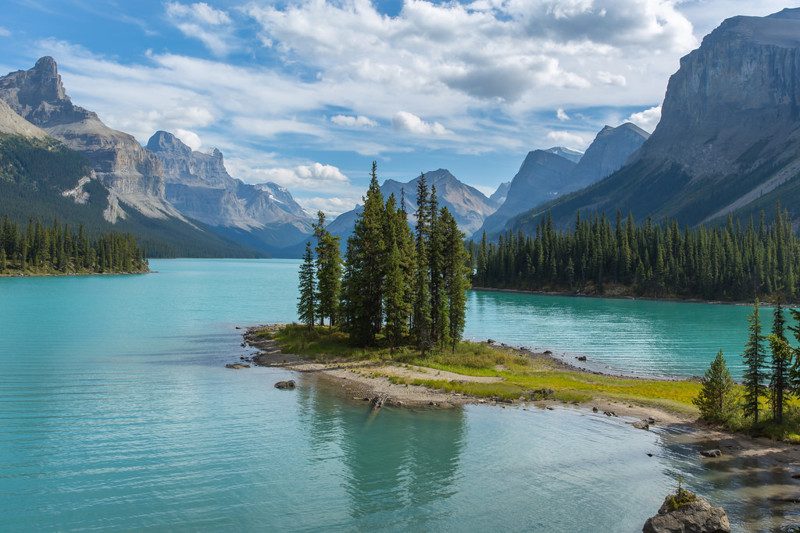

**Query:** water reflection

left=296, top=376, right=466, bottom=531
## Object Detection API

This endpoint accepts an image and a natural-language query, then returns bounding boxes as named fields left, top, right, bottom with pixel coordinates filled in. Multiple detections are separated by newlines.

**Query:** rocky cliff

left=0, top=57, right=183, bottom=223
left=510, top=8, right=800, bottom=232
left=147, top=130, right=313, bottom=251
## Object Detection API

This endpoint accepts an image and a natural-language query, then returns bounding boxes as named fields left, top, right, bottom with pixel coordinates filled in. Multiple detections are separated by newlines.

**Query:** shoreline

left=469, top=286, right=789, bottom=307
left=240, top=324, right=800, bottom=505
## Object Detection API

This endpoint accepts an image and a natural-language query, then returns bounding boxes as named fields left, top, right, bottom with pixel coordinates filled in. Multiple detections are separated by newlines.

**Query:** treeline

left=473, top=206, right=800, bottom=302
left=298, top=163, right=471, bottom=352
left=1, top=215, right=149, bottom=275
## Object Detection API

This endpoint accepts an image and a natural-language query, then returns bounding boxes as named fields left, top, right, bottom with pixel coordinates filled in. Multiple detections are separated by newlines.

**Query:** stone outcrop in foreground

left=643, top=494, right=730, bottom=533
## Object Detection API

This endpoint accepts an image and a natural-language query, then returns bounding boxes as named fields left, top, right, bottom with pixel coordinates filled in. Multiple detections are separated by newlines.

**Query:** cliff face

left=478, top=123, right=648, bottom=237
left=510, top=8, right=800, bottom=233
left=147, top=131, right=313, bottom=248
left=0, top=57, right=181, bottom=222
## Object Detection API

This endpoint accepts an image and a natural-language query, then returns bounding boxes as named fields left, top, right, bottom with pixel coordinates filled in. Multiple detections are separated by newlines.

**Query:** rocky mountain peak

left=0, top=56, right=94, bottom=127
left=146, top=130, right=193, bottom=157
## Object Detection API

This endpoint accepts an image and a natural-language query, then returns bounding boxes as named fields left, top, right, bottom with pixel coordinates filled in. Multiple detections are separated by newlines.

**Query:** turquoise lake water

left=0, top=259, right=796, bottom=531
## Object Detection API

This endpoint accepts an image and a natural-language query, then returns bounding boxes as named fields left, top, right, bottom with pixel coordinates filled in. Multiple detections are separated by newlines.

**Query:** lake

left=0, top=259, right=794, bottom=531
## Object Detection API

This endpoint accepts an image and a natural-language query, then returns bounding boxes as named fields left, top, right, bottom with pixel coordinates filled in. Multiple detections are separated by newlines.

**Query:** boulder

left=274, top=380, right=297, bottom=389
left=633, top=420, right=650, bottom=430
left=643, top=496, right=730, bottom=533
left=701, top=449, right=722, bottom=458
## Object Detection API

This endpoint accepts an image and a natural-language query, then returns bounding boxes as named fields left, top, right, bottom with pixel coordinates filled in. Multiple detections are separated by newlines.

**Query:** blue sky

left=1, top=0, right=798, bottom=216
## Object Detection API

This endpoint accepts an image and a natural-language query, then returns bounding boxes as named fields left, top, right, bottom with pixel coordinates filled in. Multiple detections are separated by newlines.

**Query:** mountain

left=0, top=58, right=265, bottom=257
left=477, top=123, right=648, bottom=238
left=510, top=9, right=800, bottom=233
left=489, top=181, right=511, bottom=205
left=328, top=169, right=498, bottom=240
left=146, top=131, right=313, bottom=255
left=477, top=150, right=577, bottom=236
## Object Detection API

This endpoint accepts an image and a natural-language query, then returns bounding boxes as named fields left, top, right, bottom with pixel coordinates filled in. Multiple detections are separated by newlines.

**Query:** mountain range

left=508, top=8, right=800, bottom=234
left=3, top=7, right=799, bottom=258
left=477, top=123, right=649, bottom=237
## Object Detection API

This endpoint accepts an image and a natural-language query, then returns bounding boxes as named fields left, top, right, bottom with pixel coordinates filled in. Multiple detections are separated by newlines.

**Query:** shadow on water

left=294, top=373, right=465, bottom=531
left=655, top=425, right=800, bottom=532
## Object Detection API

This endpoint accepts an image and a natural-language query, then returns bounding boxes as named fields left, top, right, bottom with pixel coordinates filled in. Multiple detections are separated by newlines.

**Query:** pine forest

left=0, top=214, right=149, bottom=276
left=472, top=206, right=800, bottom=303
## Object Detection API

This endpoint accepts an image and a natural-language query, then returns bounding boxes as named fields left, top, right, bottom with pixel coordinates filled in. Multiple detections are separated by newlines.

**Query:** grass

left=260, top=323, right=710, bottom=415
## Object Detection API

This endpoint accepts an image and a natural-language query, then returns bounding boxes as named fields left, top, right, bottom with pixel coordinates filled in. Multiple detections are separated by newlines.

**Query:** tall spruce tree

left=342, top=162, right=386, bottom=346
left=412, top=173, right=432, bottom=355
left=313, top=211, right=342, bottom=327
left=297, top=241, right=316, bottom=327
left=769, top=299, right=791, bottom=423
left=742, top=300, right=768, bottom=424
left=440, top=207, right=471, bottom=351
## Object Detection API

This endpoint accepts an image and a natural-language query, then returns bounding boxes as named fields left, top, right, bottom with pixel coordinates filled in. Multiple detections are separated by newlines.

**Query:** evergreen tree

left=693, top=350, right=735, bottom=424
left=383, top=240, right=409, bottom=352
left=313, top=211, right=342, bottom=327
left=742, top=300, right=768, bottom=424
left=769, top=299, right=791, bottom=422
left=342, top=162, right=386, bottom=346
left=412, top=173, right=432, bottom=355
left=440, top=207, right=470, bottom=351
left=297, top=241, right=316, bottom=328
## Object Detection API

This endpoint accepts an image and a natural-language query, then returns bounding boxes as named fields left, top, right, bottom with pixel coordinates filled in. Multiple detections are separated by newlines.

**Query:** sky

left=1, top=0, right=798, bottom=216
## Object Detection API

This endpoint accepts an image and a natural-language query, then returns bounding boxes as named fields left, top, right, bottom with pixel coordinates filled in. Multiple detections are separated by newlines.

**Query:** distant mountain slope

left=147, top=131, right=313, bottom=255
left=510, top=8, right=800, bottom=233
left=477, top=123, right=648, bottom=238
left=328, top=169, right=498, bottom=240
left=489, top=181, right=511, bottom=205
left=0, top=133, right=264, bottom=258
left=0, top=57, right=266, bottom=257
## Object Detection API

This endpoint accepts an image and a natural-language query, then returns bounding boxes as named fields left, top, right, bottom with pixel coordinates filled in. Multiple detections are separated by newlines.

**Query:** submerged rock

left=643, top=495, right=730, bottom=533
left=701, top=449, right=722, bottom=458
left=274, top=380, right=297, bottom=389
left=226, top=363, right=250, bottom=369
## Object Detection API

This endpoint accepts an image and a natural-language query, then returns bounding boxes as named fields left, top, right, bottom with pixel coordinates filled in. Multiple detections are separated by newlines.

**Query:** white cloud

left=392, top=111, right=451, bottom=136
left=627, top=105, right=662, bottom=133
left=175, top=128, right=202, bottom=151
left=557, top=108, right=570, bottom=121
left=546, top=130, right=593, bottom=150
left=166, top=2, right=231, bottom=26
left=597, top=71, right=627, bottom=86
left=0, top=27, right=10, bottom=37
left=331, top=115, right=378, bottom=128
left=244, top=163, right=350, bottom=191
left=165, top=2, right=235, bottom=56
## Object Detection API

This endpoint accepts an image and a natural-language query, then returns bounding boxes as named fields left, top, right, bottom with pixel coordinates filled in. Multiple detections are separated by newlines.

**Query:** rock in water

left=643, top=496, right=730, bottom=533
left=274, top=380, right=297, bottom=389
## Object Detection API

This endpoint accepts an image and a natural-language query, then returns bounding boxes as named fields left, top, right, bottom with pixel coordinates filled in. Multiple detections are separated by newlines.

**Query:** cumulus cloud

left=557, top=108, right=570, bottom=121
left=245, top=163, right=350, bottom=191
left=331, top=115, right=378, bottom=128
left=546, top=130, right=593, bottom=149
left=165, top=2, right=235, bottom=56
left=392, top=111, right=451, bottom=136
left=175, top=128, right=202, bottom=151
left=627, top=105, right=662, bottom=132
